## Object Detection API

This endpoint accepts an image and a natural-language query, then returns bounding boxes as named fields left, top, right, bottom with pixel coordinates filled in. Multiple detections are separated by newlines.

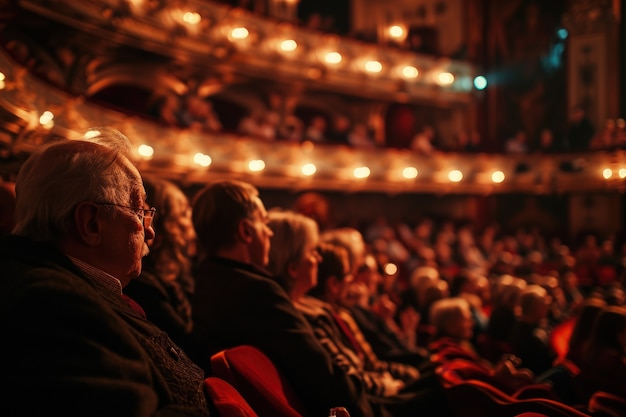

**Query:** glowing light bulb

left=491, top=170, right=505, bottom=183
left=402, top=167, right=418, bottom=179
left=401, top=66, right=418, bottom=79
left=193, top=153, right=212, bottom=167
left=231, top=27, right=249, bottom=40
left=324, top=52, right=342, bottom=64
left=388, top=25, right=404, bottom=38
left=364, top=60, right=382, bottom=73
left=248, top=159, right=265, bottom=172
left=448, top=169, right=463, bottom=182
left=138, top=144, right=154, bottom=159
left=301, top=163, right=316, bottom=176
left=280, top=39, right=297, bottom=52
left=353, top=166, right=370, bottom=179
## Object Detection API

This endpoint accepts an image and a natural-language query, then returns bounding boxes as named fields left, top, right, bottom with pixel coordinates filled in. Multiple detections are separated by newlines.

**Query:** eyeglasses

left=95, top=202, right=157, bottom=229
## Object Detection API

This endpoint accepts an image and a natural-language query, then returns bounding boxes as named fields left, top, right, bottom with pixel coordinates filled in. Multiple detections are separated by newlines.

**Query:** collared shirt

left=67, top=255, right=123, bottom=295
left=67, top=255, right=146, bottom=318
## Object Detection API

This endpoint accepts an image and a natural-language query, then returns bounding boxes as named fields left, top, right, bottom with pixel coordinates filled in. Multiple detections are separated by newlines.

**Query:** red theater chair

left=210, top=345, right=305, bottom=417
left=587, top=391, right=626, bottom=417
left=204, top=377, right=259, bottom=417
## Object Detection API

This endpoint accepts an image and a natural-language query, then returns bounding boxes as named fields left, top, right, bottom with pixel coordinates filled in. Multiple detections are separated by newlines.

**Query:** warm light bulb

left=383, top=263, right=398, bottom=276
left=401, top=66, right=418, bottom=79
left=39, top=111, right=54, bottom=125
left=402, top=167, right=418, bottom=179
left=602, top=168, right=613, bottom=179
left=437, top=72, right=454, bottom=86
left=364, top=60, right=382, bottom=73
left=619, top=168, right=626, bottom=179
left=84, top=130, right=100, bottom=139
left=388, top=25, right=404, bottom=38
left=301, top=163, right=316, bottom=176
left=324, top=52, right=342, bottom=64
left=280, top=39, right=297, bottom=52
left=183, top=12, right=201, bottom=24
left=448, top=169, right=463, bottom=182
left=138, top=144, right=154, bottom=159
left=491, top=171, right=505, bottom=183
left=193, top=152, right=212, bottom=167
left=353, top=166, right=370, bottom=179
left=231, top=27, right=249, bottom=40
left=248, top=159, right=265, bottom=172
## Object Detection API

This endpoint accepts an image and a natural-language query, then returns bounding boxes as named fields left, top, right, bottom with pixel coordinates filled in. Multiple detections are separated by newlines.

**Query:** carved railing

left=1, top=48, right=624, bottom=195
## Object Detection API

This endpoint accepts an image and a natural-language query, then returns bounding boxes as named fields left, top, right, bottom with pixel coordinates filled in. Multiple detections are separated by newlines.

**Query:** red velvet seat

left=204, top=377, right=259, bottom=417
left=210, top=345, right=305, bottom=417
left=550, top=316, right=576, bottom=360
left=437, top=375, right=592, bottom=417
left=587, top=391, right=626, bottom=417
left=436, top=358, right=554, bottom=399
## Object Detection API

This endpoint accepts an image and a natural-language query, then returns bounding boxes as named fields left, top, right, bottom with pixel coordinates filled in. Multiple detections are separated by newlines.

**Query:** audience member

left=575, top=305, right=626, bottom=403
left=304, top=116, right=328, bottom=142
left=409, top=125, right=437, bottom=155
left=327, top=115, right=351, bottom=145
left=428, top=297, right=533, bottom=394
left=180, top=95, right=222, bottom=133
left=188, top=180, right=376, bottom=417
left=345, top=254, right=429, bottom=365
left=278, top=114, right=304, bottom=142
left=348, top=123, right=377, bottom=149
left=535, top=128, right=560, bottom=153
left=124, top=176, right=196, bottom=348
left=565, top=296, right=607, bottom=368
left=504, top=129, right=529, bottom=154
left=267, top=214, right=408, bottom=397
left=508, top=284, right=558, bottom=377
left=238, top=108, right=265, bottom=137
left=0, top=129, right=209, bottom=416
left=0, top=180, right=16, bottom=235
left=478, top=275, right=525, bottom=363
left=299, top=240, right=452, bottom=417
left=564, top=104, right=595, bottom=152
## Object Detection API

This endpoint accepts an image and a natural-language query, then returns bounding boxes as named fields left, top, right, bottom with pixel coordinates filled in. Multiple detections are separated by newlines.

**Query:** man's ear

left=237, top=218, right=253, bottom=244
left=287, top=262, right=299, bottom=279
left=73, top=201, right=102, bottom=246
left=328, top=275, right=341, bottom=291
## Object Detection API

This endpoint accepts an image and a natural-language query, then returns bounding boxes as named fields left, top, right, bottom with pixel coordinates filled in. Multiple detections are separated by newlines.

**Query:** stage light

left=474, top=75, right=487, bottom=90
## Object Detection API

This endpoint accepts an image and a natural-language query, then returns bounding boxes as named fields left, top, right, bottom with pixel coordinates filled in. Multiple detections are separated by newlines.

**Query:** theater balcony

left=0, top=0, right=624, bottom=196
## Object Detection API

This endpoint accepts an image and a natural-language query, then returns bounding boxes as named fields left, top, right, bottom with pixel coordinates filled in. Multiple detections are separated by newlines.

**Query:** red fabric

left=121, top=294, right=147, bottom=319
left=549, top=317, right=575, bottom=359
left=210, top=346, right=304, bottom=417
left=596, top=265, right=617, bottom=286
left=329, top=311, right=367, bottom=359
left=438, top=376, right=592, bottom=417
left=204, top=377, right=259, bottom=417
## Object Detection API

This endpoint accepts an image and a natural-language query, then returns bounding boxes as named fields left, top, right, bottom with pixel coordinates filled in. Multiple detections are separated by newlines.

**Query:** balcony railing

left=1, top=47, right=624, bottom=195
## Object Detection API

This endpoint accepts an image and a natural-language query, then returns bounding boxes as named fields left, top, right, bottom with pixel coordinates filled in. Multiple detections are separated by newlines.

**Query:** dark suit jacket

left=0, top=235, right=209, bottom=417
left=508, top=321, right=557, bottom=377
left=348, top=305, right=428, bottom=366
left=124, top=269, right=193, bottom=349
left=189, top=256, right=376, bottom=417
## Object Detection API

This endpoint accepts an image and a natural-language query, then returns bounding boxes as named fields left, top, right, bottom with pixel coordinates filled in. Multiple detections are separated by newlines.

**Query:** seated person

left=0, top=128, right=209, bottom=416
left=575, top=305, right=626, bottom=404
left=264, top=218, right=452, bottom=417
left=124, top=176, right=196, bottom=348
left=344, top=254, right=429, bottom=367
left=428, top=297, right=535, bottom=395
left=188, top=180, right=376, bottom=417
left=508, top=285, right=558, bottom=377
